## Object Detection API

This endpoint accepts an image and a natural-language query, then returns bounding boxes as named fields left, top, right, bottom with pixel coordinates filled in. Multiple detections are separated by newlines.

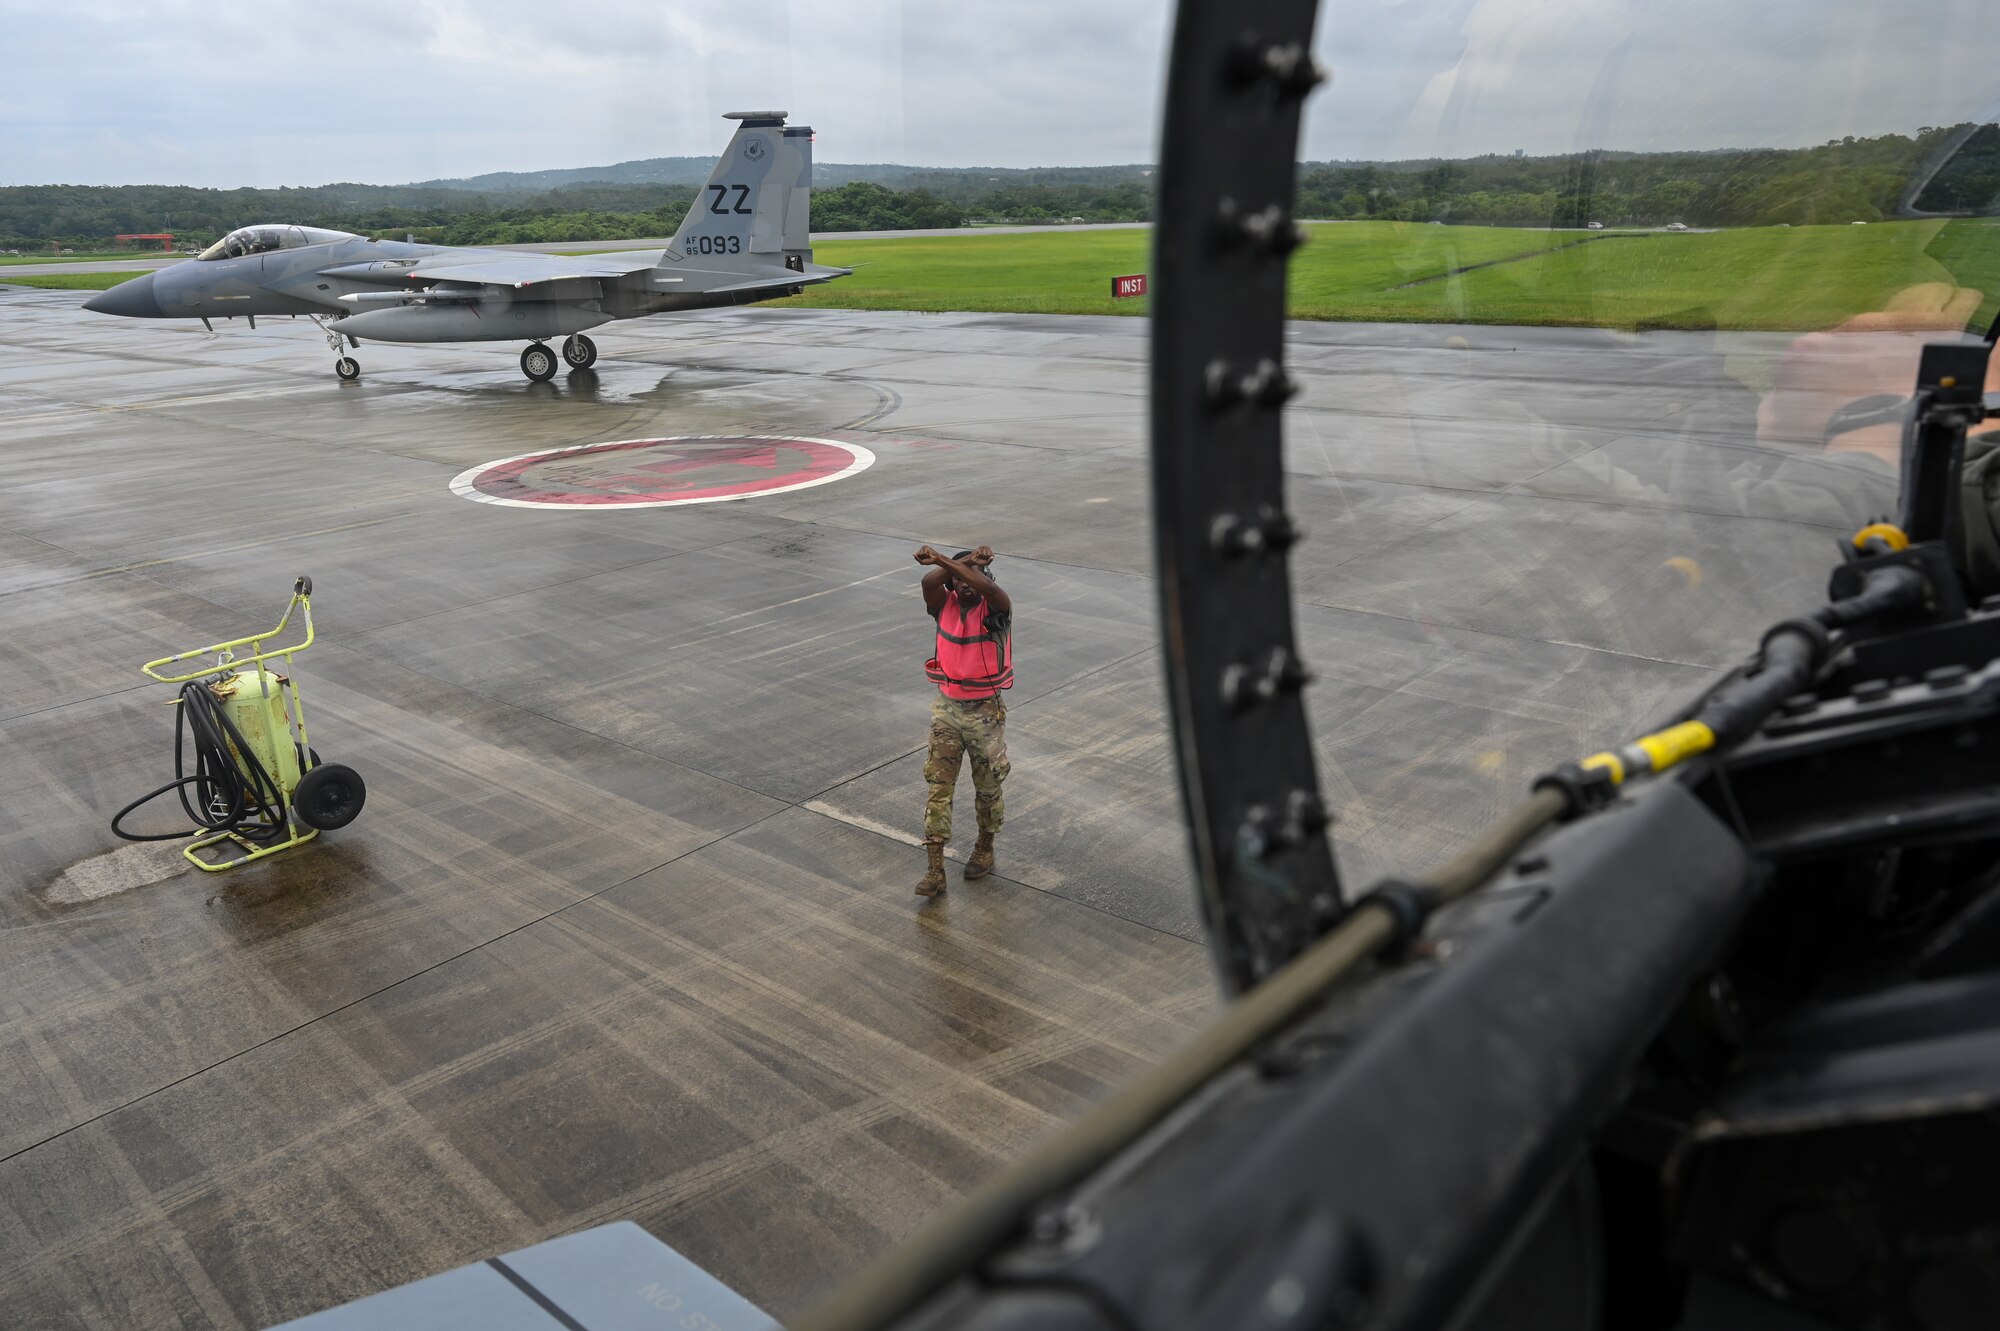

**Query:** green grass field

left=1341, top=222, right=2000, bottom=331
left=10, top=220, right=1997, bottom=333
left=777, top=224, right=1591, bottom=319
left=782, top=220, right=2000, bottom=332
left=1, top=271, right=132, bottom=290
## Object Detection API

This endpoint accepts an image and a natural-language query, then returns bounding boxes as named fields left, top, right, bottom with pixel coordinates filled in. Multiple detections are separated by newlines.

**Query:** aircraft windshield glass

left=1280, top=0, right=2000, bottom=883
left=196, top=224, right=354, bottom=260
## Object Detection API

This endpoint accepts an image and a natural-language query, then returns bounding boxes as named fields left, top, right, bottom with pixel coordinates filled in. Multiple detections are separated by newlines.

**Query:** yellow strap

left=1851, top=522, right=1910, bottom=552
left=1635, top=721, right=1715, bottom=772
left=1580, top=751, right=1626, bottom=785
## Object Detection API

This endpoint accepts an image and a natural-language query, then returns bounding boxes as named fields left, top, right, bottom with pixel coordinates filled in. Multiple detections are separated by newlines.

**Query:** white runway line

left=801, top=800, right=958, bottom=859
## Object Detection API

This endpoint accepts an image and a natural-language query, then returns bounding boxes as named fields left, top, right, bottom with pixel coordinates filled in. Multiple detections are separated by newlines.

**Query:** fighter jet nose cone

left=83, top=271, right=164, bottom=318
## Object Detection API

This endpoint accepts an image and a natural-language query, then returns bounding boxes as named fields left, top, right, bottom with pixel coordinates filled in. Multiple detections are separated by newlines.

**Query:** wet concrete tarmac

left=0, top=288, right=1898, bottom=1327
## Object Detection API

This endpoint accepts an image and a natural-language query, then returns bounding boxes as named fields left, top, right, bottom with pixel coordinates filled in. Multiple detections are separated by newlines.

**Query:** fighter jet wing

left=398, top=249, right=663, bottom=289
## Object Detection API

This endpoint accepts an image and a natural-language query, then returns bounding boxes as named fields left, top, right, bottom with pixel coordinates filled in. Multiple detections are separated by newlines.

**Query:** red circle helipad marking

left=448, top=436, right=875, bottom=509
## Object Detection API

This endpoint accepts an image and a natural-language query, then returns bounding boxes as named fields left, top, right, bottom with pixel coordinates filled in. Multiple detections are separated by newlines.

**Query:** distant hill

left=406, top=160, right=1156, bottom=193
left=405, top=158, right=720, bottom=191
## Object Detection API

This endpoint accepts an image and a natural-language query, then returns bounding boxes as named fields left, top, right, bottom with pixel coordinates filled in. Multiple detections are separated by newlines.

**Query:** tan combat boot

left=916, top=841, right=947, bottom=896
left=964, top=831, right=996, bottom=880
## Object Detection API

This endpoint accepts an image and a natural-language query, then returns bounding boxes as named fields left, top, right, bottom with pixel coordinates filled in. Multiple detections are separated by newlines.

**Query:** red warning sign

left=1111, top=274, right=1148, bottom=299
left=449, top=436, right=876, bottom=509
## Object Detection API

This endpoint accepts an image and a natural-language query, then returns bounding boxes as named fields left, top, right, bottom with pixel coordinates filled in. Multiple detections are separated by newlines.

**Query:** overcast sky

left=1, top=0, right=1995, bottom=188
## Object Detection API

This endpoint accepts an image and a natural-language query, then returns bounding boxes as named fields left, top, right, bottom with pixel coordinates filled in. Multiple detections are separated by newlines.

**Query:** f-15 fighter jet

left=84, top=112, right=848, bottom=382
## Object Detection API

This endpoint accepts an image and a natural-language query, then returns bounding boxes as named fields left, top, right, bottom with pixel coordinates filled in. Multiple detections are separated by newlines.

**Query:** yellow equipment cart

left=113, top=576, right=366, bottom=871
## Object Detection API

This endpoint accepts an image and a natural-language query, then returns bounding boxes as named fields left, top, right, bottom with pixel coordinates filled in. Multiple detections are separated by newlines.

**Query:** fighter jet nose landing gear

left=312, top=315, right=360, bottom=381
left=521, top=342, right=559, bottom=382
left=561, top=333, right=598, bottom=370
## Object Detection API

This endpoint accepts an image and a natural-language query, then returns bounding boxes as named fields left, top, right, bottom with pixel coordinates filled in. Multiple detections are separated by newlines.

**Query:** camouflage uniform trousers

left=923, top=694, right=1009, bottom=844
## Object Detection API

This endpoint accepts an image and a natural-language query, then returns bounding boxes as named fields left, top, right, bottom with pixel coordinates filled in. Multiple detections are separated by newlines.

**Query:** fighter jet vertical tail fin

left=669, top=111, right=815, bottom=272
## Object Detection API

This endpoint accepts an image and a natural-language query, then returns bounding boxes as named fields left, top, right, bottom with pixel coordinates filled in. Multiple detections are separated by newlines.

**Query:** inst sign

left=1111, top=274, right=1148, bottom=299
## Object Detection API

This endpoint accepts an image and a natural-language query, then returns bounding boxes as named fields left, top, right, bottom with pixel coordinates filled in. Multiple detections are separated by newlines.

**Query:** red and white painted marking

left=449, top=435, right=876, bottom=510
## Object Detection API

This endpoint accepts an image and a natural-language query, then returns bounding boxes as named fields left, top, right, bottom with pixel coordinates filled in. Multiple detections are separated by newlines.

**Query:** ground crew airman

left=913, top=544, right=1013, bottom=896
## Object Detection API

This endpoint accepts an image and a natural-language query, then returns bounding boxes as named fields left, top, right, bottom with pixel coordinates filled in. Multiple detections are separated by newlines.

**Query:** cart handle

left=142, top=577, right=316, bottom=683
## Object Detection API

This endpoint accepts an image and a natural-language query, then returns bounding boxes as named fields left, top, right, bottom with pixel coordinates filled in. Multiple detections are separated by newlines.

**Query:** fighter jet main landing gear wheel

left=335, top=357, right=360, bottom=381
left=561, top=334, right=598, bottom=369
left=521, top=343, right=558, bottom=382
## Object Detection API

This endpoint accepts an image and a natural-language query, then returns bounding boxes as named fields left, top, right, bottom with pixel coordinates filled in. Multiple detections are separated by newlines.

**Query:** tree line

left=0, top=128, right=1975, bottom=251
left=1297, top=128, right=1963, bottom=228
left=0, top=179, right=981, bottom=249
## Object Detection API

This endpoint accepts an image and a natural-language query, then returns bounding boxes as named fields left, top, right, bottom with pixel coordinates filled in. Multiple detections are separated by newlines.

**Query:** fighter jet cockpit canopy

left=197, top=225, right=357, bottom=261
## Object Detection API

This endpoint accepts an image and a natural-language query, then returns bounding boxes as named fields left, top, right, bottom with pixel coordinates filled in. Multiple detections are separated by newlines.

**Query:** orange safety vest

left=925, top=596, right=1013, bottom=700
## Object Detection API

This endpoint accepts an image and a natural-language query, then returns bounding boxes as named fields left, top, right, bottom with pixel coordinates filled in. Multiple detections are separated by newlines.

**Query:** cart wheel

left=296, top=745, right=322, bottom=772
left=294, top=763, right=366, bottom=830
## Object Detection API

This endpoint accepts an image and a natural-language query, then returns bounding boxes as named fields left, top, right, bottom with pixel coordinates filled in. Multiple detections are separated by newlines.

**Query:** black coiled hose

left=112, top=679, right=291, bottom=843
